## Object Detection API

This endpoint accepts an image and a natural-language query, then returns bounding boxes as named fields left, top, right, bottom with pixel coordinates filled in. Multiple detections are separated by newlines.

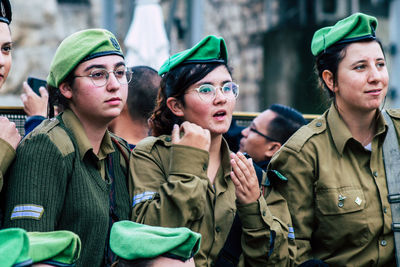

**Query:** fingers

left=230, top=152, right=260, bottom=204
left=171, top=124, right=180, bottom=144
left=23, top=81, right=34, bottom=95
left=39, top=86, right=49, bottom=99
left=172, top=121, right=211, bottom=151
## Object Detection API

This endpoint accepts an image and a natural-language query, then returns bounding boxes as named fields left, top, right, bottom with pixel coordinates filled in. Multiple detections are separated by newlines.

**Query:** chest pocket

left=315, top=186, right=370, bottom=248
left=316, top=187, right=365, bottom=215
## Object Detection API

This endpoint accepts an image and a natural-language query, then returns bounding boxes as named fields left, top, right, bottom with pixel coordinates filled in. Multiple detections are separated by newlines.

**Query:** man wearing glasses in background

left=239, top=104, right=307, bottom=170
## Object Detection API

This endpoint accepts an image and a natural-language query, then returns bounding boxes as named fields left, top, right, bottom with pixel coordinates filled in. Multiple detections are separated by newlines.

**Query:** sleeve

left=0, top=138, right=16, bottom=192
left=3, top=133, right=69, bottom=231
left=24, top=115, right=46, bottom=136
left=268, top=145, right=316, bottom=265
left=237, top=184, right=296, bottom=267
left=130, top=142, right=210, bottom=227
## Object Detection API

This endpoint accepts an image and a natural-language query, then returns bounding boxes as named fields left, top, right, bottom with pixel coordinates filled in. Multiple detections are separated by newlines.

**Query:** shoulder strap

left=382, top=109, right=400, bottom=265
left=111, top=137, right=133, bottom=204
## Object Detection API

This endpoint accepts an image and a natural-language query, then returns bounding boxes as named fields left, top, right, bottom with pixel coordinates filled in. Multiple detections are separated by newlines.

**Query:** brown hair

left=150, top=62, right=230, bottom=136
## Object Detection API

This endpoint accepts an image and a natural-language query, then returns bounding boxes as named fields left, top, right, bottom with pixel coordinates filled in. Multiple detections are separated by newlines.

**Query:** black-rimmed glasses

left=74, top=67, right=132, bottom=87
left=249, top=124, right=280, bottom=142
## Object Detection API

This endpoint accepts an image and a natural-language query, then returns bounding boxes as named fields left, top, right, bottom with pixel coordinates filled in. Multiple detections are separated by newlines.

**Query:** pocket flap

left=316, top=187, right=365, bottom=215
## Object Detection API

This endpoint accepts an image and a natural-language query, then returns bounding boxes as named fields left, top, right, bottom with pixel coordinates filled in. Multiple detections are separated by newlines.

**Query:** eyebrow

left=0, top=41, right=12, bottom=46
left=195, top=79, right=232, bottom=87
left=350, top=57, right=385, bottom=67
left=83, top=61, right=126, bottom=72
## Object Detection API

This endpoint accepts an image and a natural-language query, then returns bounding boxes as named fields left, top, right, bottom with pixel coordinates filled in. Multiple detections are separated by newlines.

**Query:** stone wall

left=1, top=0, right=271, bottom=112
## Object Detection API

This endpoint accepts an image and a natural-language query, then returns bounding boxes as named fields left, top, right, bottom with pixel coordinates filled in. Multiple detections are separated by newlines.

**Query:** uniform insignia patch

left=11, top=204, right=44, bottom=220
left=110, top=37, right=120, bottom=50
left=355, top=197, right=362, bottom=206
left=132, top=191, right=156, bottom=207
left=288, top=226, right=295, bottom=239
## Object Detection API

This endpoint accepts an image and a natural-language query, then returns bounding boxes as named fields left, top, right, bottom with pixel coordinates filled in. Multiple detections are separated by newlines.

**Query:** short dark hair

left=127, top=66, right=160, bottom=123
left=267, top=104, right=307, bottom=144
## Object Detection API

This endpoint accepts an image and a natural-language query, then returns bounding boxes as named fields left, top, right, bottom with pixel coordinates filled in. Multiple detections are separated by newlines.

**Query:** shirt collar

left=61, top=109, right=115, bottom=160
left=327, top=103, right=387, bottom=155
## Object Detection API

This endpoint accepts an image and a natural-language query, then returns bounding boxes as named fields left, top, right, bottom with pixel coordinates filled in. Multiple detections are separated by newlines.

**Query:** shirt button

left=215, top=226, right=221, bottom=233
left=373, top=171, right=378, bottom=177
left=381, top=240, right=387, bottom=246
left=165, top=136, right=171, bottom=142
left=262, top=210, right=266, bottom=216
left=384, top=207, right=387, bottom=214
left=203, top=164, right=208, bottom=171
left=316, top=122, right=322, bottom=127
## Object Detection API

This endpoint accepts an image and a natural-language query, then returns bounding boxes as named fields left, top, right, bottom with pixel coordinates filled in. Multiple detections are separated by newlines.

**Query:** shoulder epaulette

left=284, top=116, right=326, bottom=153
left=24, top=118, right=74, bottom=156
left=386, top=109, right=400, bottom=119
left=134, top=135, right=171, bottom=153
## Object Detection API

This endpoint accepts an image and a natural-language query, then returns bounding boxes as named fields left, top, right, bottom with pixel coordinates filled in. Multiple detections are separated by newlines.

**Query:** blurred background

left=1, top=0, right=399, bottom=115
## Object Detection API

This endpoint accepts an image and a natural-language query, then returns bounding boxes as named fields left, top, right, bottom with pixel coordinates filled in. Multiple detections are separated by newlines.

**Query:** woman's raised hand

left=0, top=117, right=21, bottom=149
left=230, top=152, right=260, bottom=204
left=171, top=122, right=211, bottom=151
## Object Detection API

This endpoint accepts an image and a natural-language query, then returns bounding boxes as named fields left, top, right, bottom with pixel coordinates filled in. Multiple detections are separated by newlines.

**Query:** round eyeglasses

left=74, top=67, right=133, bottom=87
left=192, top=82, right=239, bottom=102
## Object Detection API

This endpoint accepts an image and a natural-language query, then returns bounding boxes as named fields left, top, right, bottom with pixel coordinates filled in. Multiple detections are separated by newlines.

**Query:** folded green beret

left=0, top=228, right=32, bottom=267
left=311, top=12, right=378, bottom=56
left=158, top=35, right=228, bottom=75
left=28, top=231, right=81, bottom=266
left=47, top=28, right=124, bottom=88
left=110, top=221, right=201, bottom=261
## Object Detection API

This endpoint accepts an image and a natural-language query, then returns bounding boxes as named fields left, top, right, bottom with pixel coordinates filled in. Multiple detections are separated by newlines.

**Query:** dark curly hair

left=150, top=62, right=230, bottom=136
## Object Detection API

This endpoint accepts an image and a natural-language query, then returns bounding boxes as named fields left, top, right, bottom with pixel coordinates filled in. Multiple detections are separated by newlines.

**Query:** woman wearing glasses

left=3, top=29, right=132, bottom=267
left=130, top=35, right=295, bottom=266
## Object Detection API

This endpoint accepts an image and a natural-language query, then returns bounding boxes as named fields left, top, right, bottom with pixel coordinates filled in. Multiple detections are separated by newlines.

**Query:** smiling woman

left=3, top=29, right=132, bottom=267
left=130, top=35, right=296, bottom=266
left=268, top=13, right=399, bottom=266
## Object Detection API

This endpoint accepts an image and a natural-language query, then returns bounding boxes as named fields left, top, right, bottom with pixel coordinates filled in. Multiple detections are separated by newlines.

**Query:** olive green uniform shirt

left=0, top=138, right=16, bottom=192
left=130, top=136, right=296, bottom=267
left=269, top=104, right=399, bottom=266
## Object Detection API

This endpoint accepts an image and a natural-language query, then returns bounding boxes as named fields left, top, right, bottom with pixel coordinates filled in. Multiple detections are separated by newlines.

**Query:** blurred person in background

left=240, top=104, right=306, bottom=170
left=109, top=65, right=160, bottom=149
left=20, top=81, right=49, bottom=135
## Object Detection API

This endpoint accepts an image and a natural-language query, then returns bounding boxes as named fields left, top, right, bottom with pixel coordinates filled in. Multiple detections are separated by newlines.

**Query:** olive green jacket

left=0, top=138, right=15, bottom=192
left=269, top=104, right=399, bottom=266
left=130, top=135, right=296, bottom=267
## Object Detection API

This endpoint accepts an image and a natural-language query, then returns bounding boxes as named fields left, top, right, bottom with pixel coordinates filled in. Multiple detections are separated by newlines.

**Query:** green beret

left=110, top=221, right=201, bottom=261
left=0, top=0, right=12, bottom=24
left=0, top=228, right=32, bottom=267
left=311, top=12, right=378, bottom=56
left=28, top=231, right=81, bottom=266
left=47, top=28, right=124, bottom=88
left=158, top=35, right=228, bottom=75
